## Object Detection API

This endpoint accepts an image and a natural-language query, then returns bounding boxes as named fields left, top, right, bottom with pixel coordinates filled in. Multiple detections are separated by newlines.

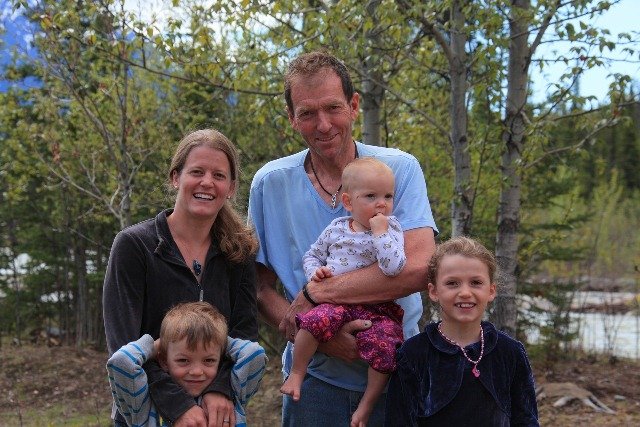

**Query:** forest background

left=0, top=0, right=639, bottom=366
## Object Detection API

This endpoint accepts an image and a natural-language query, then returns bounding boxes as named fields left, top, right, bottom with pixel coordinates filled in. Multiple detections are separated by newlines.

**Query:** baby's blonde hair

left=342, top=157, right=394, bottom=193
left=158, top=301, right=227, bottom=361
left=427, top=236, right=497, bottom=286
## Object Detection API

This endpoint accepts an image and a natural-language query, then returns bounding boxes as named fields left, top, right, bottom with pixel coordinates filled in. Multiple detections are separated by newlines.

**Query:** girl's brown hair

left=168, top=129, right=258, bottom=263
left=158, top=301, right=227, bottom=360
left=427, top=236, right=497, bottom=285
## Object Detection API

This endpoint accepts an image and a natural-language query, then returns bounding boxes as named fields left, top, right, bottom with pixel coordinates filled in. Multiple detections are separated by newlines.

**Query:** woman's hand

left=201, top=392, right=235, bottom=427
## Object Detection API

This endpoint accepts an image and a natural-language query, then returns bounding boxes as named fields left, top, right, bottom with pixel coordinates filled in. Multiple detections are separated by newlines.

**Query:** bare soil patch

left=0, top=344, right=638, bottom=426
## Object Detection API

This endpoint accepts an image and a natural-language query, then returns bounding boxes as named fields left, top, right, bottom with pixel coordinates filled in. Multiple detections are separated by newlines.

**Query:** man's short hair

left=284, top=50, right=354, bottom=113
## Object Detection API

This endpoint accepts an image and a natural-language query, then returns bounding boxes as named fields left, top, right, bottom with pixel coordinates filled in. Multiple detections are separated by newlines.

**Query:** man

left=248, top=51, right=438, bottom=426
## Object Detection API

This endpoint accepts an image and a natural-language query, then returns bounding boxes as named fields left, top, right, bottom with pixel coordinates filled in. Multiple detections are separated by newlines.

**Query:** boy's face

left=342, top=168, right=394, bottom=229
left=160, top=338, right=222, bottom=397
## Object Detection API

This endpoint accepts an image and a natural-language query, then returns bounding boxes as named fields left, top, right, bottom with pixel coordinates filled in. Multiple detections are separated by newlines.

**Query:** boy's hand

left=311, top=266, right=333, bottom=282
left=369, top=213, right=389, bottom=236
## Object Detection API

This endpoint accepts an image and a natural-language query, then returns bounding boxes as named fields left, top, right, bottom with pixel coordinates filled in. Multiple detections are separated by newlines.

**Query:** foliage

left=0, top=0, right=638, bottom=349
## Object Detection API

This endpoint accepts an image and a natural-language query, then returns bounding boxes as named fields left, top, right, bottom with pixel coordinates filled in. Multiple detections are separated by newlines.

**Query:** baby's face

left=345, top=169, right=395, bottom=228
left=161, top=338, right=222, bottom=397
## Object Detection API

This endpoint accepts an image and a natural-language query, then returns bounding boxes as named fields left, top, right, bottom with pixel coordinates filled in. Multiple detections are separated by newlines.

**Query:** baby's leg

left=351, top=368, right=388, bottom=427
left=280, top=329, right=319, bottom=401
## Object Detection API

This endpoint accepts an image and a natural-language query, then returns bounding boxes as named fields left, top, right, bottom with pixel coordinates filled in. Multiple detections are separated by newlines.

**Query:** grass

left=1, top=403, right=111, bottom=427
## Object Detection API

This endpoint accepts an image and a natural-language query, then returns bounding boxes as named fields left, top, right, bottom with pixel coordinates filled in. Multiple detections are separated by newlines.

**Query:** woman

left=103, top=129, right=258, bottom=426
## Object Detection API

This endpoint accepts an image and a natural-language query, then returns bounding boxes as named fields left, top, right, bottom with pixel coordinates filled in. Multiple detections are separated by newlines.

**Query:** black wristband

left=302, top=284, right=319, bottom=306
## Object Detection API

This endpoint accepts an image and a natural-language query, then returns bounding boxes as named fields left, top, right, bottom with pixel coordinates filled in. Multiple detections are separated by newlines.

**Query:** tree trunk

left=449, top=0, right=473, bottom=237
left=491, top=0, right=531, bottom=337
left=73, top=232, right=88, bottom=348
left=361, top=0, right=384, bottom=147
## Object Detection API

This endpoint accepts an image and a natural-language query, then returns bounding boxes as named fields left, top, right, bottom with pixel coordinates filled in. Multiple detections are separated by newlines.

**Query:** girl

left=385, top=237, right=539, bottom=426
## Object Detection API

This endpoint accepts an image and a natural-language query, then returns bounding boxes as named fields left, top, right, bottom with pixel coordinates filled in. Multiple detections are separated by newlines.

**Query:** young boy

left=107, top=301, right=267, bottom=427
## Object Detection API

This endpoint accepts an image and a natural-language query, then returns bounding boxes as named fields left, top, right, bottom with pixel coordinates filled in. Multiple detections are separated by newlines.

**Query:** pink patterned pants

left=296, top=302, right=404, bottom=373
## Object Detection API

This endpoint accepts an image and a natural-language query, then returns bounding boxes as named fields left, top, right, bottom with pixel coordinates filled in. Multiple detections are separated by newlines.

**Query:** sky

left=529, top=0, right=639, bottom=104
left=2, top=0, right=638, bottom=103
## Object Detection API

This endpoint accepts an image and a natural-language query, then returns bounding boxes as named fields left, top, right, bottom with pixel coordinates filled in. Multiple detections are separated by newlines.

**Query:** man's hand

left=173, top=405, right=208, bottom=427
left=317, top=319, right=371, bottom=362
left=279, top=290, right=314, bottom=342
left=201, top=392, right=235, bottom=427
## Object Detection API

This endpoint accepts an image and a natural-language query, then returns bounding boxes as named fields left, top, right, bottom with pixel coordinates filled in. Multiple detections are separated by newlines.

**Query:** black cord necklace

left=308, top=143, right=358, bottom=209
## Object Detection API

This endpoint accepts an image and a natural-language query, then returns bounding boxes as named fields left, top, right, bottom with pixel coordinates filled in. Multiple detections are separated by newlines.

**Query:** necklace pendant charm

left=331, top=194, right=337, bottom=209
left=192, top=259, right=202, bottom=276
left=472, top=365, right=480, bottom=378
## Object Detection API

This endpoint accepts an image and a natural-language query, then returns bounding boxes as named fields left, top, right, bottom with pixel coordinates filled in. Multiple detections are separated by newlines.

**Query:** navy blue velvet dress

left=385, top=321, right=539, bottom=426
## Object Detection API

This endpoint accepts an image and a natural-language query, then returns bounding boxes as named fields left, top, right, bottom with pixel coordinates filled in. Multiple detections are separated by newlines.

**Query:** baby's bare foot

left=280, top=372, right=304, bottom=401
left=350, top=404, right=372, bottom=427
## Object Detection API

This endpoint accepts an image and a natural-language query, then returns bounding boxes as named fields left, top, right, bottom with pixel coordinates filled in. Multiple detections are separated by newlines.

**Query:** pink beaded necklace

left=437, top=322, right=484, bottom=378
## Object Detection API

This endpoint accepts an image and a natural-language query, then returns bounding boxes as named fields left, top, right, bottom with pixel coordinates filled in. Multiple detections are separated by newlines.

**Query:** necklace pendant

left=472, top=365, right=480, bottom=378
left=192, top=259, right=202, bottom=276
left=331, top=194, right=337, bottom=209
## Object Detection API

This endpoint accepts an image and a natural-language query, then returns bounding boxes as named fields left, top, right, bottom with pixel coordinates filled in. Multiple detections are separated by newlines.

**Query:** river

left=523, top=291, right=640, bottom=359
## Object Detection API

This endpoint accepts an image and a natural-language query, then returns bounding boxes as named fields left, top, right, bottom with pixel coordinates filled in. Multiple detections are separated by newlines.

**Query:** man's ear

left=349, top=92, right=360, bottom=120
left=342, top=192, right=353, bottom=212
left=287, top=108, right=298, bottom=131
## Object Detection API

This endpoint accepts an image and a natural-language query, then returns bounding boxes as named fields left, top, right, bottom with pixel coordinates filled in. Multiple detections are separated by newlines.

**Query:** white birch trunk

left=361, top=0, right=384, bottom=147
left=450, top=0, right=473, bottom=237
left=492, top=0, right=531, bottom=336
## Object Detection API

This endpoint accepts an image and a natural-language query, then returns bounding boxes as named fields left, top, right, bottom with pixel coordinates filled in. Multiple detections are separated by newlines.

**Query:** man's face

left=288, top=69, right=359, bottom=162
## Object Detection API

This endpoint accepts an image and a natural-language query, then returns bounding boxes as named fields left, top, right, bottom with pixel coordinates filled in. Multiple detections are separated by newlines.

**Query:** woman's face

left=172, top=146, right=236, bottom=221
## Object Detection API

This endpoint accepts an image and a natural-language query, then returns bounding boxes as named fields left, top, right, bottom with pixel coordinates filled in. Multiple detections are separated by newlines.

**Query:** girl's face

left=428, top=254, right=496, bottom=328
left=342, top=169, right=394, bottom=230
left=172, top=146, right=235, bottom=221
